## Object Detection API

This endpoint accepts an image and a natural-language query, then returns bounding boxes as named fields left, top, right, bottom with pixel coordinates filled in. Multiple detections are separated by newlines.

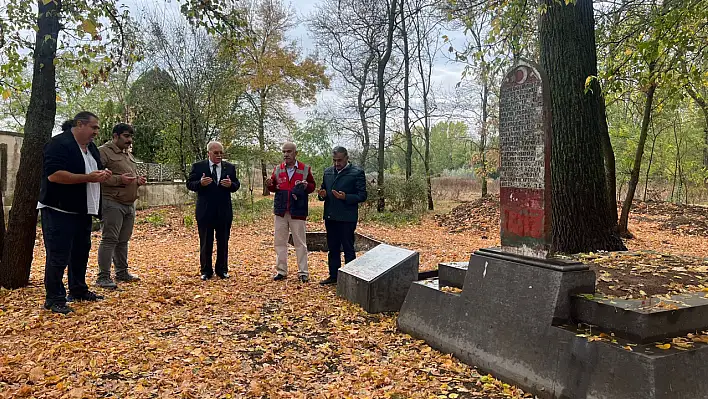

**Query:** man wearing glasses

left=186, top=141, right=240, bottom=280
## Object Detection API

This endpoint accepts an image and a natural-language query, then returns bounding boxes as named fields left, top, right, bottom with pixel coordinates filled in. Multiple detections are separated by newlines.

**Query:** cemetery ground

left=1, top=198, right=708, bottom=399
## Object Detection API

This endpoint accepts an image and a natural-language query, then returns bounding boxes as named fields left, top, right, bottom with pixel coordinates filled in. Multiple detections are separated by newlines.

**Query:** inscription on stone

left=498, top=60, right=552, bottom=257
left=499, top=67, right=544, bottom=190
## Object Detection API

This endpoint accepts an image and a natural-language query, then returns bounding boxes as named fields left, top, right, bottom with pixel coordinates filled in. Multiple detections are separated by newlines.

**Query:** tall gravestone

left=498, top=60, right=552, bottom=258
left=398, top=60, right=708, bottom=398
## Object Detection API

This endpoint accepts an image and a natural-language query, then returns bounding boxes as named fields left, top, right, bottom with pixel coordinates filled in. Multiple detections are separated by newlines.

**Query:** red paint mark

left=500, top=187, right=546, bottom=240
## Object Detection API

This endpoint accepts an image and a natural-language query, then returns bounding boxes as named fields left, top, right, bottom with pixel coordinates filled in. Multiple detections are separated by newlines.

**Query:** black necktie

left=212, top=164, right=218, bottom=183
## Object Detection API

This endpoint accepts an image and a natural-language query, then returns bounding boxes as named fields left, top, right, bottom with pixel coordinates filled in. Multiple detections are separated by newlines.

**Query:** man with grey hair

left=186, top=141, right=240, bottom=280
left=266, top=142, right=316, bottom=282
left=317, top=146, right=367, bottom=285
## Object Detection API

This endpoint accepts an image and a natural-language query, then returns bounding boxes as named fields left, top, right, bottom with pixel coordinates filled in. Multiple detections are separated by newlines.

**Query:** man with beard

left=317, top=146, right=367, bottom=286
left=38, top=111, right=112, bottom=314
left=95, top=123, right=148, bottom=289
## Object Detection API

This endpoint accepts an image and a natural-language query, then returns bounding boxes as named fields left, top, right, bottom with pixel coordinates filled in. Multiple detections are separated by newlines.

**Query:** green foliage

left=232, top=197, right=274, bottom=225
left=387, top=121, right=472, bottom=176
left=183, top=213, right=195, bottom=229
left=139, top=210, right=167, bottom=227
left=293, top=117, right=336, bottom=183
left=363, top=174, right=428, bottom=214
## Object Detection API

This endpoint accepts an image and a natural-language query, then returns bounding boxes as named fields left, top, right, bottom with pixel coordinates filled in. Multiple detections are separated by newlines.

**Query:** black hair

left=112, top=123, right=134, bottom=136
left=61, top=111, right=99, bottom=132
left=332, top=146, right=348, bottom=157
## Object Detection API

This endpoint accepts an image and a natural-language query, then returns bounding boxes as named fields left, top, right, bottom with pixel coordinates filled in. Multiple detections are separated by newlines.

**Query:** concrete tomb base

left=289, top=231, right=381, bottom=252
left=337, top=244, right=419, bottom=313
left=397, top=248, right=708, bottom=399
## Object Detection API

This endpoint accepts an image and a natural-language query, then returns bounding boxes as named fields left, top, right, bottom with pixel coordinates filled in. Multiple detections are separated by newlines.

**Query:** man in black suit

left=38, top=111, right=113, bottom=314
left=186, top=141, right=240, bottom=280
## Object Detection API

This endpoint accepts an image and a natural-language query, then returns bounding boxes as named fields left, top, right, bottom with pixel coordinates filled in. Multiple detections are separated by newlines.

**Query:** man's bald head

left=282, top=142, right=298, bottom=166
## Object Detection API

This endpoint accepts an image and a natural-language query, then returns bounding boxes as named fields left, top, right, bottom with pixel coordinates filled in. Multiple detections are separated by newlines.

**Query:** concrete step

left=438, top=262, right=468, bottom=289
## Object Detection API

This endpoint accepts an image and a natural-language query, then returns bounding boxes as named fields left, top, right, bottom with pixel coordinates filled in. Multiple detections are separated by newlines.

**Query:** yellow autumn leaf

left=655, top=343, right=671, bottom=350
left=2, top=89, right=10, bottom=100
left=449, top=394, right=459, bottom=399
left=56, top=95, right=62, bottom=102
left=82, top=19, right=97, bottom=35
left=624, top=48, right=632, bottom=56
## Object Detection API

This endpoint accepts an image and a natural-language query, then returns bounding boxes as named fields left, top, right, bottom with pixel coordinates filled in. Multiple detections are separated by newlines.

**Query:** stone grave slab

left=289, top=231, right=381, bottom=252
left=438, top=262, right=467, bottom=289
left=337, top=244, right=419, bottom=313
left=572, top=292, right=708, bottom=343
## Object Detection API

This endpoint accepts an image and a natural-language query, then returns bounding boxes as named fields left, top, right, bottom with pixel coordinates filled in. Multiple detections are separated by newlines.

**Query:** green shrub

left=232, top=197, right=274, bottom=225
left=362, top=174, right=428, bottom=213
left=183, top=213, right=194, bottom=228
left=139, top=210, right=167, bottom=227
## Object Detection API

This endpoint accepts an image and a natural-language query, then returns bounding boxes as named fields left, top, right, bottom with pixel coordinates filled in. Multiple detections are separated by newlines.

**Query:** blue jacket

left=318, top=164, right=367, bottom=223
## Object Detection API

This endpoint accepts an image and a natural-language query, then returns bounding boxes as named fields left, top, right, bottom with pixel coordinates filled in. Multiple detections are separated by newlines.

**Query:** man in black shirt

left=38, top=111, right=112, bottom=314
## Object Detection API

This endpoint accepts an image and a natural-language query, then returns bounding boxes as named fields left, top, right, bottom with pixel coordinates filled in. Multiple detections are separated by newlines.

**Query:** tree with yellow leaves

left=227, top=0, right=330, bottom=196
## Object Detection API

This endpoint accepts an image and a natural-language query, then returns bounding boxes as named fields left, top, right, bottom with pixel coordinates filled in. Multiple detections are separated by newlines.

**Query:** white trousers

left=274, top=214, right=308, bottom=276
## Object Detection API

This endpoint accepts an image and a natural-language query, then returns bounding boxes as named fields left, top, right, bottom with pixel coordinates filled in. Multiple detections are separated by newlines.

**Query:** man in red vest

left=266, top=142, right=316, bottom=282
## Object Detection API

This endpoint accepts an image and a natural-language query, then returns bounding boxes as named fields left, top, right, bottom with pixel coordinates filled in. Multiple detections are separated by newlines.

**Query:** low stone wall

left=136, top=182, right=193, bottom=209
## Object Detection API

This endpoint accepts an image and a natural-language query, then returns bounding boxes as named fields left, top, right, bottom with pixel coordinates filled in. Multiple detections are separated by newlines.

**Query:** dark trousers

left=41, top=208, right=92, bottom=306
left=325, top=220, right=357, bottom=279
left=197, top=221, right=231, bottom=277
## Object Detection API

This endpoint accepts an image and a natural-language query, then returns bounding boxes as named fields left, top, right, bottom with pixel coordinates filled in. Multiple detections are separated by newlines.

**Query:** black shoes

left=67, top=291, right=104, bottom=302
left=299, top=275, right=309, bottom=283
left=44, top=302, right=74, bottom=314
left=217, top=273, right=230, bottom=279
left=115, top=273, right=141, bottom=283
left=273, top=274, right=286, bottom=281
left=319, top=277, right=337, bottom=286
left=200, top=274, right=212, bottom=281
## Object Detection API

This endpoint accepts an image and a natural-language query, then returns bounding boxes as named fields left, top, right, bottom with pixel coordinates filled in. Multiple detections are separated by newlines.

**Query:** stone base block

left=337, top=244, right=419, bottom=313
left=397, top=249, right=708, bottom=399
left=572, top=292, right=708, bottom=343
left=438, top=262, right=467, bottom=288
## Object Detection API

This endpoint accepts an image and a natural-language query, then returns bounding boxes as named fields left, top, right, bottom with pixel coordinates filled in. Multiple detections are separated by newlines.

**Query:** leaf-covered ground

left=1, top=199, right=707, bottom=398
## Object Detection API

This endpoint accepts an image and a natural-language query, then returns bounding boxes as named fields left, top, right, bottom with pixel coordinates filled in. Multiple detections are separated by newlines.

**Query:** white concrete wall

left=0, top=131, right=24, bottom=206
left=136, top=182, right=194, bottom=209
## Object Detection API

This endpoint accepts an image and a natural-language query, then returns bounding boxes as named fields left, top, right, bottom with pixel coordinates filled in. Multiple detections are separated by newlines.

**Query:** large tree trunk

left=0, top=0, right=61, bottom=289
left=376, top=0, right=398, bottom=213
left=619, top=76, right=657, bottom=236
left=539, top=0, right=626, bottom=254
left=598, top=94, right=618, bottom=221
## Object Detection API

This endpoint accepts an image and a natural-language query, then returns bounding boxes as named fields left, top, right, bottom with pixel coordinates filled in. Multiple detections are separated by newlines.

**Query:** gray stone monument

left=397, top=60, right=708, bottom=399
left=337, top=244, right=419, bottom=313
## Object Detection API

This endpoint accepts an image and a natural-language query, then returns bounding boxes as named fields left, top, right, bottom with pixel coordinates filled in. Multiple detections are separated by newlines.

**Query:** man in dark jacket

left=38, top=111, right=112, bottom=314
left=317, top=146, right=367, bottom=285
left=186, top=141, right=240, bottom=280
left=266, top=142, right=316, bottom=283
